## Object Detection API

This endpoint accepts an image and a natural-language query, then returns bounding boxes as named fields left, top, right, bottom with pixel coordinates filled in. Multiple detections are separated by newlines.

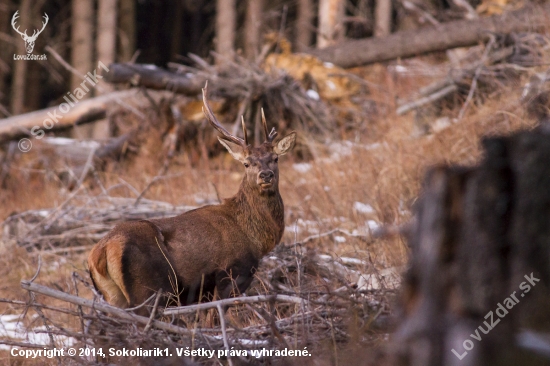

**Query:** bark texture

left=244, top=0, right=263, bottom=60
left=71, top=0, right=95, bottom=138
left=296, top=0, right=313, bottom=51
left=317, top=0, right=344, bottom=48
left=215, top=0, right=236, bottom=63
left=374, top=0, right=392, bottom=37
left=392, top=128, right=550, bottom=366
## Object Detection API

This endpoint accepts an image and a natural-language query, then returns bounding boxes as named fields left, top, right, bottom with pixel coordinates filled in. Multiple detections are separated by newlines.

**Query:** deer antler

left=261, top=108, right=278, bottom=143
left=11, top=11, right=27, bottom=38
left=202, top=82, right=248, bottom=148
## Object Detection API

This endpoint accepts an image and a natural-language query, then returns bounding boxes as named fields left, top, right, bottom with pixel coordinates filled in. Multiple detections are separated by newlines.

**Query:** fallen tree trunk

left=308, top=3, right=550, bottom=68
left=388, top=129, right=550, bottom=365
left=103, top=63, right=205, bottom=95
left=0, top=90, right=137, bottom=142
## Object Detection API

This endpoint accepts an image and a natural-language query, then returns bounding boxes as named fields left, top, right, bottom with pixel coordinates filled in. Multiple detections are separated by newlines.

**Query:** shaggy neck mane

left=226, top=177, right=285, bottom=255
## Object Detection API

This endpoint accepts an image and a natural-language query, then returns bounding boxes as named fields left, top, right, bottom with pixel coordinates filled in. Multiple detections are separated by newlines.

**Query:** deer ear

left=274, top=131, right=296, bottom=156
left=218, top=137, right=246, bottom=162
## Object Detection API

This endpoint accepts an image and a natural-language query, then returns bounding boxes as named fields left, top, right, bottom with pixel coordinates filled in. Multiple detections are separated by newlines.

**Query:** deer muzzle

left=258, top=170, right=275, bottom=188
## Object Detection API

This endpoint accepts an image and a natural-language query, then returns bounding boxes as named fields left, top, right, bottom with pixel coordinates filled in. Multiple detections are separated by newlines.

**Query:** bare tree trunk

left=215, top=0, right=236, bottom=63
left=97, top=0, right=117, bottom=77
left=374, top=0, right=392, bottom=37
left=71, top=0, right=95, bottom=138
left=118, top=0, right=136, bottom=62
left=296, top=0, right=313, bottom=51
left=95, top=0, right=117, bottom=139
left=26, top=60, right=41, bottom=111
left=10, top=0, right=30, bottom=115
left=244, top=0, right=263, bottom=60
left=170, top=0, right=184, bottom=61
left=317, top=0, right=345, bottom=49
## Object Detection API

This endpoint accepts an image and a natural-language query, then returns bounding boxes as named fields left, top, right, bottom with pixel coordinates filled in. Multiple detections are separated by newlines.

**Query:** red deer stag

left=88, top=83, right=296, bottom=313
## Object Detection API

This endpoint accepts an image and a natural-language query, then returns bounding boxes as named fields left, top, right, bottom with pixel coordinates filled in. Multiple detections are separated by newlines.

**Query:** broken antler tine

left=268, top=127, right=278, bottom=141
left=241, top=116, right=248, bottom=146
left=261, top=108, right=278, bottom=143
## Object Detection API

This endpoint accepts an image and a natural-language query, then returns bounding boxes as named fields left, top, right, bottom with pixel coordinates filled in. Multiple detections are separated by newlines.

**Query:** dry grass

left=0, top=53, right=541, bottom=364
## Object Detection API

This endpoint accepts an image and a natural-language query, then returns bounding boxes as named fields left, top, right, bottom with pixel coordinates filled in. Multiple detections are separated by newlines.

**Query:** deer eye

left=243, top=162, right=250, bottom=168
left=274, top=156, right=279, bottom=163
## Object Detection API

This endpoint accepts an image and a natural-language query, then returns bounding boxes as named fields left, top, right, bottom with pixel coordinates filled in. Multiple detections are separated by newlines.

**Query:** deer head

left=202, top=83, right=296, bottom=196
left=11, top=11, right=49, bottom=54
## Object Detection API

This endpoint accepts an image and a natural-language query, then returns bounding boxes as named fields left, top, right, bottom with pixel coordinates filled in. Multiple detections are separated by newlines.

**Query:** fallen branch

left=0, top=90, right=136, bottom=142
left=289, top=224, right=403, bottom=247
left=103, top=63, right=206, bottom=96
left=163, top=294, right=306, bottom=316
left=307, top=3, right=550, bottom=68
left=20, top=280, right=195, bottom=337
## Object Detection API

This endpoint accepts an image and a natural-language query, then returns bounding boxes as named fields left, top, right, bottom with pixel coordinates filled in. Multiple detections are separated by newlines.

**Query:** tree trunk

left=296, top=0, right=313, bottom=51
left=95, top=0, right=117, bottom=138
left=215, top=0, right=236, bottom=63
left=118, top=0, right=136, bottom=62
left=317, top=0, right=344, bottom=49
left=390, top=129, right=550, bottom=366
left=10, top=0, right=31, bottom=115
left=170, top=0, right=183, bottom=61
left=71, top=0, right=95, bottom=138
left=244, top=0, right=263, bottom=60
left=308, top=3, right=550, bottom=68
left=96, top=0, right=117, bottom=92
left=374, top=0, right=392, bottom=37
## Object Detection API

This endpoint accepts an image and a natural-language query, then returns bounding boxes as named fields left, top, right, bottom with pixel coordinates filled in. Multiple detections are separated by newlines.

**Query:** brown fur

left=88, top=128, right=296, bottom=312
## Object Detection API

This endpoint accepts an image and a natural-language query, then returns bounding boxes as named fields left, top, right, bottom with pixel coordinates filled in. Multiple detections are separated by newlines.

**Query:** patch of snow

left=293, top=163, right=312, bottom=173
left=48, top=257, right=67, bottom=271
left=43, top=137, right=101, bottom=150
left=323, top=62, right=335, bottom=68
left=432, top=117, right=452, bottom=133
left=286, top=225, right=300, bottom=234
left=334, top=236, right=346, bottom=243
left=325, top=80, right=337, bottom=91
left=364, top=142, right=383, bottom=150
left=0, top=314, right=76, bottom=351
left=394, top=65, right=408, bottom=73
left=306, top=89, right=320, bottom=100
left=366, top=220, right=379, bottom=230
left=323, top=186, right=330, bottom=192
left=354, top=202, right=375, bottom=214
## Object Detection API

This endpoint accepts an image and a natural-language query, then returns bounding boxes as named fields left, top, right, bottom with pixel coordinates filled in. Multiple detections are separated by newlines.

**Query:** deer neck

left=231, top=179, right=285, bottom=255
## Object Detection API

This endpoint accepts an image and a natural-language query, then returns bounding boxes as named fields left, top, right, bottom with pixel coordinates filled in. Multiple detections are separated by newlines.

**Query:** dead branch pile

left=2, top=195, right=196, bottom=251
left=146, top=52, right=334, bottom=138
left=0, top=231, right=399, bottom=365
left=397, top=32, right=550, bottom=119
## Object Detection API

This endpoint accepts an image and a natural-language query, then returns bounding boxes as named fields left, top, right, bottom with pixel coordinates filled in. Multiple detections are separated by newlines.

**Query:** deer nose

left=259, top=170, right=274, bottom=182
